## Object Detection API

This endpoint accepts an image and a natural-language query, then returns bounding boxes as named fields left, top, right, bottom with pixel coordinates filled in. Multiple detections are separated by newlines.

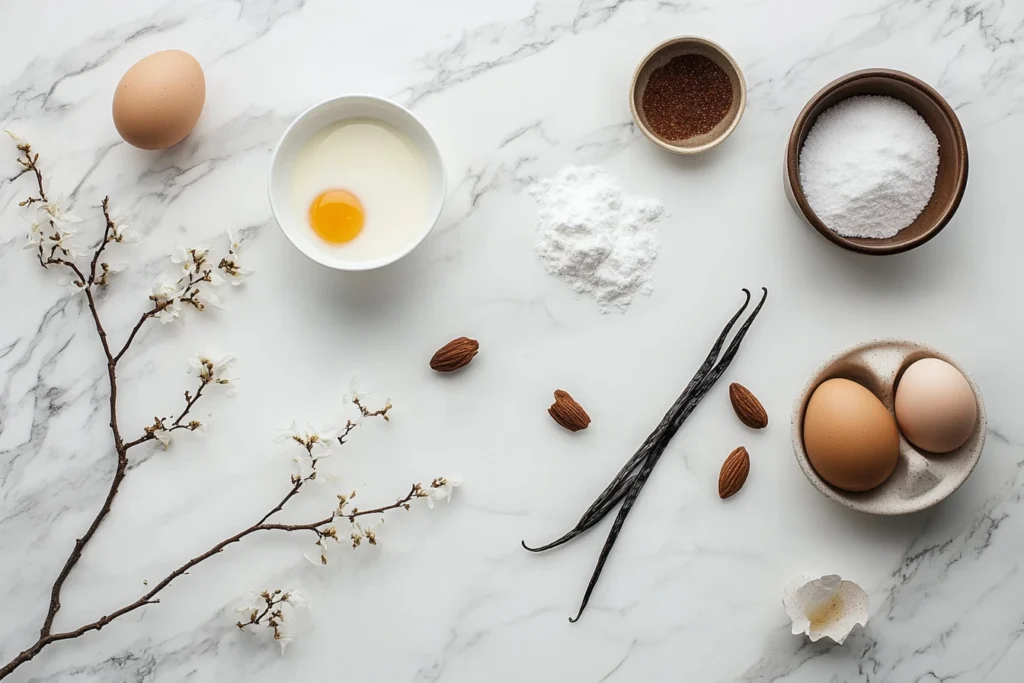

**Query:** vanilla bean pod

left=521, top=289, right=756, bottom=553
left=568, top=288, right=767, bottom=621
left=521, top=288, right=768, bottom=623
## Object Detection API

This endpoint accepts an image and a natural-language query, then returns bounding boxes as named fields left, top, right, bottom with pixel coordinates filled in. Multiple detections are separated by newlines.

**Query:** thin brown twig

left=87, top=196, right=115, bottom=286
left=112, top=305, right=165, bottom=363
left=37, top=253, right=119, bottom=643
left=11, top=142, right=46, bottom=205
left=122, top=376, right=211, bottom=451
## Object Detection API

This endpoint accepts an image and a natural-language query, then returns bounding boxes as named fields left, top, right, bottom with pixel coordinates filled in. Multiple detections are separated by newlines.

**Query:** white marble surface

left=1, top=0, right=1023, bottom=681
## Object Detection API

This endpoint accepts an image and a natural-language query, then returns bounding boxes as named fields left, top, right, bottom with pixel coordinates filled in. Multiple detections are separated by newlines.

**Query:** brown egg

left=895, top=358, right=977, bottom=453
left=112, top=50, right=205, bottom=150
left=803, top=378, right=899, bottom=492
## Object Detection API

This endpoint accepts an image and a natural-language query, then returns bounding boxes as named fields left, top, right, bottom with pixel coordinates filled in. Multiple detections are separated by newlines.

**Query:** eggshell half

left=803, top=378, right=900, bottom=492
left=895, top=358, right=977, bottom=454
left=113, top=50, right=205, bottom=150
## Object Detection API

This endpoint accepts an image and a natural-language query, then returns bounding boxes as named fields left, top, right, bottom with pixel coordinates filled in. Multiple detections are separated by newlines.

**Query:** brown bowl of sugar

left=784, top=69, right=968, bottom=255
left=630, top=36, right=747, bottom=155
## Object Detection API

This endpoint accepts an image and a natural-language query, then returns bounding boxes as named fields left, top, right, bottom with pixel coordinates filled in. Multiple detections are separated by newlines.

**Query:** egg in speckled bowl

left=792, top=339, right=985, bottom=515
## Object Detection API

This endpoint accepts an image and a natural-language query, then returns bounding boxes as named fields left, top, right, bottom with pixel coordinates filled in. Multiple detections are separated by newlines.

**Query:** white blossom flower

left=305, top=528, right=340, bottom=566
left=151, top=429, right=172, bottom=448
left=4, top=129, right=27, bottom=146
left=234, top=591, right=262, bottom=617
left=108, top=209, right=137, bottom=243
left=189, top=354, right=234, bottom=383
left=54, top=230, right=82, bottom=258
left=281, top=590, right=308, bottom=608
left=277, top=420, right=339, bottom=455
left=171, top=245, right=191, bottom=269
left=349, top=517, right=383, bottom=547
left=291, top=451, right=316, bottom=481
left=226, top=229, right=242, bottom=253
left=150, top=276, right=185, bottom=323
left=28, top=218, right=81, bottom=259
left=95, top=262, right=125, bottom=285
left=275, top=622, right=294, bottom=655
left=289, top=451, right=337, bottom=486
left=24, top=219, right=44, bottom=249
left=40, top=196, right=82, bottom=227
left=218, top=230, right=252, bottom=285
left=343, top=377, right=367, bottom=405
left=151, top=276, right=181, bottom=302
left=233, top=588, right=308, bottom=655
left=56, top=275, right=86, bottom=293
left=154, top=298, right=182, bottom=324
left=171, top=245, right=209, bottom=277
left=425, top=477, right=461, bottom=509
left=218, top=254, right=252, bottom=285
left=190, top=287, right=223, bottom=311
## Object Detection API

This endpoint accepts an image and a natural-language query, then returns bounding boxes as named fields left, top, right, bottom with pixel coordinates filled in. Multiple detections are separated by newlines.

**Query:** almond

left=729, top=383, right=768, bottom=429
left=548, top=389, right=591, bottom=432
left=718, top=446, right=750, bottom=499
left=429, top=337, right=479, bottom=372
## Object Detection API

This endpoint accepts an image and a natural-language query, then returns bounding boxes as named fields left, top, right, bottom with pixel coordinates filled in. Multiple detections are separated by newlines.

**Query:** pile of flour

left=799, top=95, right=940, bottom=239
left=531, top=165, right=665, bottom=314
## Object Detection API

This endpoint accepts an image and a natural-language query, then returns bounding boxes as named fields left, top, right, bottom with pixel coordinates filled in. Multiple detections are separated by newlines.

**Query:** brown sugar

left=641, top=54, right=734, bottom=141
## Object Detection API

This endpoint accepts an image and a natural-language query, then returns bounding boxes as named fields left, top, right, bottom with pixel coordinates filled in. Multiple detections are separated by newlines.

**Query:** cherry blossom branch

left=0, top=138, right=239, bottom=680
left=112, top=269, right=205, bottom=363
left=42, top=469, right=412, bottom=639
left=0, top=136, right=450, bottom=677
left=238, top=591, right=288, bottom=630
left=1, top=425, right=437, bottom=678
left=122, top=377, right=209, bottom=451
left=6, top=132, right=46, bottom=206
left=87, top=197, right=115, bottom=286
left=0, top=136, right=454, bottom=675
left=261, top=482, right=422, bottom=535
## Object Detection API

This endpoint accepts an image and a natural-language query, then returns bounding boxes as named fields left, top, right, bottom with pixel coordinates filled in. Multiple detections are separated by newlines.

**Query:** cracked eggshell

left=783, top=575, right=869, bottom=645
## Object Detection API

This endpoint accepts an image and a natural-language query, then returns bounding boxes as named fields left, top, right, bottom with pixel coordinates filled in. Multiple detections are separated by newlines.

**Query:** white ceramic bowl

left=791, top=339, right=986, bottom=515
left=268, top=95, right=446, bottom=271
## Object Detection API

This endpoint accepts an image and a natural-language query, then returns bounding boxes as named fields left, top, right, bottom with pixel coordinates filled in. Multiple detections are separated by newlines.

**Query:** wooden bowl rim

left=786, top=68, right=968, bottom=255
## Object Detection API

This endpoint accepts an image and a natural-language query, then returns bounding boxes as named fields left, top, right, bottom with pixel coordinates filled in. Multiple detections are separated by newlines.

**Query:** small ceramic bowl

left=268, top=95, right=446, bottom=271
left=785, top=69, right=968, bottom=255
left=791, top=340, right=986, bottom=515
left=630, top=36, right=746, bottom=154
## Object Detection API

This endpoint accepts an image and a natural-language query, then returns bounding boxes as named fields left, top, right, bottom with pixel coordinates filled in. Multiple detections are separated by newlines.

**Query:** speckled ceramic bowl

left=791, top=340, right=985, bottom=515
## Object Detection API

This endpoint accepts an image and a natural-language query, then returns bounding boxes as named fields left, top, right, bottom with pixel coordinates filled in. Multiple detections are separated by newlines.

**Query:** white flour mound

left=531, top=165, right=665, bottom=314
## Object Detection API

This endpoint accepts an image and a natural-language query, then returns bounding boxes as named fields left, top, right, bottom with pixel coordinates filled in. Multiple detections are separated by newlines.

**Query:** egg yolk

left=309, top=189, right=364, bottom=244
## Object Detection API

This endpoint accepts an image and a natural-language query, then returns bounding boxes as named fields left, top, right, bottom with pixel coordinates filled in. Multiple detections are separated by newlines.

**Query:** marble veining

left=2, top=0, right=1024, bottom=681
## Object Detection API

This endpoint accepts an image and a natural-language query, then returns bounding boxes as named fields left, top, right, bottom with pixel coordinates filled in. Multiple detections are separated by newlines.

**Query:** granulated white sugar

left=799, top=95, right=940, bottom=239
left=531, top=166, right=665, bottom=314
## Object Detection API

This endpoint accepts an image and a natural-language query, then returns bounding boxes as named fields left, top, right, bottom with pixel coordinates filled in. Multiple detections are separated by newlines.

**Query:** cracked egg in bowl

left=269, top=95, right=446, bottom=271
